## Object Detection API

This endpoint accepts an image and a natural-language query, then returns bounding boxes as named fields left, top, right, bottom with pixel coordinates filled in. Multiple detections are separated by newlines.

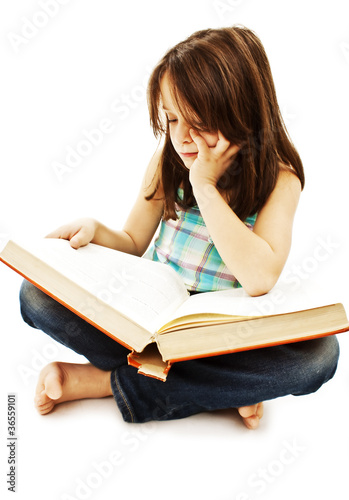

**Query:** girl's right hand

left=46, top=218, right=98, bottom=249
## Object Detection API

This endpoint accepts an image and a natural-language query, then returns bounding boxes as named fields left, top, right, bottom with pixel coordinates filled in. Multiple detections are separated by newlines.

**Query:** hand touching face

left=160, top=73, right=240, bottom=185
left=187, top=129, right=241, bottom=187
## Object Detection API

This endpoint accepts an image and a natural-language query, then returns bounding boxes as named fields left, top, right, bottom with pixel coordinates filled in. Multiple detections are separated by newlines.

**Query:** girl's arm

left=47, top=149, right=164, bottom=256
left=189, top=131, right=301, bottom=297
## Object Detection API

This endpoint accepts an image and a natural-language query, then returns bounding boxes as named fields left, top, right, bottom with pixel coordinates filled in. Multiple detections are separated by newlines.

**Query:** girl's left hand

left=188, top=129, right=241, bottom=188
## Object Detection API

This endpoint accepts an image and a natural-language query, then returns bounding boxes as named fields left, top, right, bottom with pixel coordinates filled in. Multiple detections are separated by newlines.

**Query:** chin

left=182, top=159, right=195, bottom=170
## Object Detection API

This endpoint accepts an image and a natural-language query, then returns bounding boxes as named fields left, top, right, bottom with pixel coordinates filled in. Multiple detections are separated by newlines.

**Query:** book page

left=160, top=279, right=339, bottom=329
left=13, top=239, right=189, bottom=333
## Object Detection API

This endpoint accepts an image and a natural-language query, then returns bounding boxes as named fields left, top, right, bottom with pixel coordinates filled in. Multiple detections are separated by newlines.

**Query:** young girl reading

left=19, top=26, right=339, bottom=429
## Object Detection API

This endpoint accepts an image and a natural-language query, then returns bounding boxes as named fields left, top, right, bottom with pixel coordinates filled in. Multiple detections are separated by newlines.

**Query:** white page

left=14, top=238, right=189, bottom=333
left=164, top=279, right=340, bottom=323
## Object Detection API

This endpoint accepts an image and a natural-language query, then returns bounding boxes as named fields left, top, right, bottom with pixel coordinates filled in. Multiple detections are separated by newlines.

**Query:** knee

left=293, top=335, right=340, bottom=395
left=19, top=280, right=54, bottom=328
left=312, top=335, right=340, bottom=381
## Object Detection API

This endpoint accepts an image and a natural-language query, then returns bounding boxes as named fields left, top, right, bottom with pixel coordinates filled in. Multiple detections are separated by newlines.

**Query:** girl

left=19, top=26, right=339, bottom=430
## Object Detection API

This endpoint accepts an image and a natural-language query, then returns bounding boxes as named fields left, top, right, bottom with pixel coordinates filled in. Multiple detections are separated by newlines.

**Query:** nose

left=174, top=121, right=192, bottom=146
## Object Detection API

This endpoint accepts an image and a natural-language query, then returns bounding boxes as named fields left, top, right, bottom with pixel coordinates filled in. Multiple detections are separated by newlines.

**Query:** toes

left=45, top=371, right=63, bottom=400
left=34, top=362, right=65, bottom=416
left=36, top=400, right=55, bottom=415
left=242, top=415, right=260, bottom=430
left=256, top=402, right=264, bottom=419
left=34, top=389, right=50, bottom=407
left=238, top=404, right=258, bottom=418
left=35, top=362, right=64, bottom=401
left=34, top=390, right=55, bottom=415
left=238, top=402, right=264, bottom=430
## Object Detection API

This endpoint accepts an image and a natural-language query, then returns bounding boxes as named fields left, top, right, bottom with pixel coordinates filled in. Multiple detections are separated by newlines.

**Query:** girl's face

left=160, top=73, right=219, bottom=169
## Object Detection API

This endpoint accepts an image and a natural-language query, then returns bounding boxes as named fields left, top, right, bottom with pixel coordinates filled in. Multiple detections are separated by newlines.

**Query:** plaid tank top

left=144, top=189, right=257, bottom=292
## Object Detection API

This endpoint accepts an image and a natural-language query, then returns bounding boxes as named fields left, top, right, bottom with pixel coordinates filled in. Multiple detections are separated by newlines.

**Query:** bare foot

left=34, top=361, right=113, bottom=415
left=238, top=402, right=264, bottom=430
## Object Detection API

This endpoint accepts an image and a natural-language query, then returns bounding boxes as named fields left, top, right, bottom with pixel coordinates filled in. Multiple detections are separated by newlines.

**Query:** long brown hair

left=146, top=26, right=305, bottom=221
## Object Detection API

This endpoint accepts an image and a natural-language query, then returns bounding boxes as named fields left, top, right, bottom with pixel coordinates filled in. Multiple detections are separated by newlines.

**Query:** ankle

left=100, top=369, right=113, bottom=398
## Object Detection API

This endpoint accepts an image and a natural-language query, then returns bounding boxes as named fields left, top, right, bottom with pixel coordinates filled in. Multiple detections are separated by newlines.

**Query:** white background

left=0, top=1, right=348, bottom=499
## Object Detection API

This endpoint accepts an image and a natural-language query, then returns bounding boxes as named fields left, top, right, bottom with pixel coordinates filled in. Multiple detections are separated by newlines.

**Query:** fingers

left=217, top=129, right=231, bottom=149
left=69, top=229, right=89, bottom=249
left=45, top=224, right=77, bottom=242
left=217, top=130, right=241, bottom=157
left=189, top=128, right=210, bottom=154
left=45, top=220, right=95, bottom=249
left=45, top=226, right=82, bottom=249
left=190, top=128, right=240, bottom=158
left=45, top=228, right=65, bottom=239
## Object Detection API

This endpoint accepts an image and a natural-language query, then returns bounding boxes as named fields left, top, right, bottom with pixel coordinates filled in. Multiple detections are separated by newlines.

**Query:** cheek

left=201, top=131, right=219, bottom=147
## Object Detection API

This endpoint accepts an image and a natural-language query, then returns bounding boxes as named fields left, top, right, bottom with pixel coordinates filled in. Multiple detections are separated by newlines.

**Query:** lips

left=180, top=152, right=198, bottom=158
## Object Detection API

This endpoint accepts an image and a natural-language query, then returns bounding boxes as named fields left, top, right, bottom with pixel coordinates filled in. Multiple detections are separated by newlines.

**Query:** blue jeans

left=19, top=280, right=340, bottom=423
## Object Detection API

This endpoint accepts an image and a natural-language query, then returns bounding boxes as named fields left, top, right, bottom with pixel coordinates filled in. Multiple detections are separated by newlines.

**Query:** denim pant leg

left=19, top=280, right=129, bottom=370
left=112, top=335, right=340, bottom=423
left=19, top=280, right=340, bottom=424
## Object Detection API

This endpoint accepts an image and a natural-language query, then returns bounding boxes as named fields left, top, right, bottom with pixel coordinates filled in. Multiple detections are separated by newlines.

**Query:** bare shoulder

left=254, top=164, right=302, bottom=230
left=268, top=164, right=302, bottom=209
left=277, top=163, right=302, bottom=190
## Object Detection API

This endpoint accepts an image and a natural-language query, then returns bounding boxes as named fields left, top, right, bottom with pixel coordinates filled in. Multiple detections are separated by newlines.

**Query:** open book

left=1, top=237, right=348, bottom=380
